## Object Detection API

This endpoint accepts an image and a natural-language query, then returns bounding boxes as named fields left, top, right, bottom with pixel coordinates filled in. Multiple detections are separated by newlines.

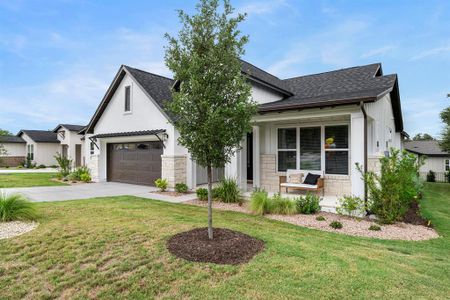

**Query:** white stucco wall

left=57, top=127, right=84, bottom=167
left=250, top=82, right=285, bottom=104
left=1, top=143, right=26, bottom=156
left=20, top=133, right=59, bottom=166
left=420, top=156, right=450, bottom=173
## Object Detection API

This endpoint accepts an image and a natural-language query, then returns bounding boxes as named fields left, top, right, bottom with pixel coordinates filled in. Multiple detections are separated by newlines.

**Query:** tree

left=412, top=133, right=434, bottom=141
left=0, top=129, right=12, bottom=136
left=440, top=107, right=450, bottom=152
left=165, top=0, right=256, bottom=239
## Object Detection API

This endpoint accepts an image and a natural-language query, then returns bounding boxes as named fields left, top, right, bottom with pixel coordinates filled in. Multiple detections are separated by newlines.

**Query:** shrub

left=37, top=164, right=46, bottom=169
left=0, top=193, right=37, bottom=222
left=369, top=224, right=381, bottom=231
left=295, top=193, right=321, bottom=214
left=337, top=195, right=364, bottom=217
left=154, top=178, right=168, bottom=192
left=446, top=171, right=450, bottom=183
left=211, top=187, right=221, bottom=199
left=249, top=190, right=272, bottom=215
left=358, top=148, right=425, bottom=224
left=271, top=193, right=296, bottom=215
left=69, top=166, right=91, bottom=181
left=80, top=173, right=91, bottom=182
left=329, top=221, right=343, bottom=229
left=54, top=153, right=72, bottom=177
left=196, top=188, right=208, bottom=201
left=316, top=215, right=326, bottom=221
left=426, top=170, right=436, bottom=182
left=216, top=178, right=242, bottom=204
left=175, top=183, right=188, bottom=193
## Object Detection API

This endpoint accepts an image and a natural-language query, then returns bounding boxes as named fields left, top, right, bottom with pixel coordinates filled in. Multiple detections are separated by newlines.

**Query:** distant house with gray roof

left=405, top=140, right=450, bottom=180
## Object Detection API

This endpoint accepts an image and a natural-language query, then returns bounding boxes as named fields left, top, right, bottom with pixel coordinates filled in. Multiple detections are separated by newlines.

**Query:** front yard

left=0, top=183, right=449, bottom=299
left=0, top=173, right=68, bottom=188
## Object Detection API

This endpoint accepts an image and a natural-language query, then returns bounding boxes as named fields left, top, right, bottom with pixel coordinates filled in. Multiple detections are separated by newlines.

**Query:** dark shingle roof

left=91, top=129, right=166, bottom=139
left=53, top=124, right=86, bottom=133
left=404, top=141, right=449, bottom=157
left=240, top=60, right=293, bottom=96
left=0, top=135, right=25, bottom=143
left=18, top=130, right=59, bottom=143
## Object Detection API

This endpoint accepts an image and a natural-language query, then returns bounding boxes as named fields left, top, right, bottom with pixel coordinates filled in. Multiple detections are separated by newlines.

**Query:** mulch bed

left=167, top=227, right=265, bottom=265
left=404, top=201, right=432, bottom=227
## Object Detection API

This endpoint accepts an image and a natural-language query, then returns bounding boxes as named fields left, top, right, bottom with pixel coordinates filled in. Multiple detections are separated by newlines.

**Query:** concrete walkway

left=0, top=182, right=197, bottom=203
left=0, top=168, right=58, bottom=174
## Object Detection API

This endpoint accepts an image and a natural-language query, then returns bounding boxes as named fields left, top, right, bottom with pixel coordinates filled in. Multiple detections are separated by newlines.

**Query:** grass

left=0, top=173, right=67, bottom=188
left=0, top=183, right=449, bottom=299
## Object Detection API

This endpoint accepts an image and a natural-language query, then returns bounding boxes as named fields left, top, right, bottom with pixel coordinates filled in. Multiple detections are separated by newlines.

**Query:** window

left=27, top=144, right=34, bottom=160
left=277, top=128, right=297, bottom=171
left=325, top=125, right=349, bottom=175
left=90, top=141, right=95, bottom=155
left=300, top=127, right=321, bottom=170
left=124, top=85, right=131, bottom=112
left=445, top=159, right=450, bottom=171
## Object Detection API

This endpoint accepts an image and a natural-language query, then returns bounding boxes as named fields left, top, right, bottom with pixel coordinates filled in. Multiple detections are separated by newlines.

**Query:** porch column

left=186, top=154, right=196, bottom=189
left=224, top=139, right=246, bottom=190
left=252, top=125, right=260, bottom=188
left=350, top=112, right=365, bottom=198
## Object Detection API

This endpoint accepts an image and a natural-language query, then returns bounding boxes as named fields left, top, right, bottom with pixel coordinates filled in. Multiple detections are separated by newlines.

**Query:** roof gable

left=0, top=135, right=25, bottom=143
left=404, top=140, right=449, bottom=156
left=53, top=124, right=86, bottom=133
left=18, top=130, right=59, bottom=143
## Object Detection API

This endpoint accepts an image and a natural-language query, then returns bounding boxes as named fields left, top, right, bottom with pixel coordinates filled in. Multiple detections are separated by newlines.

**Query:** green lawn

left=0, top=183, right=449, bottom=299
left=0, top=172, right=68, bottom=188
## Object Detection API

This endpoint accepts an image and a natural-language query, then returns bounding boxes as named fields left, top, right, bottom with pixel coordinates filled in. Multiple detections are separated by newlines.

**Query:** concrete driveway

left=0, top=182, right=197, bottom=203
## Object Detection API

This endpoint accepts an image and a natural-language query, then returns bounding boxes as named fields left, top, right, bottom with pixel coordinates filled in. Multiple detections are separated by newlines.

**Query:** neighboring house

left=83, top=61, right=404, bottom=200
left=53, top=124, right=86, bottom=167
left=17, top=130, right=60, bottom=166
left=0, top=135, right=26, bottom=167
left=405, top=140, right=450, bottom=181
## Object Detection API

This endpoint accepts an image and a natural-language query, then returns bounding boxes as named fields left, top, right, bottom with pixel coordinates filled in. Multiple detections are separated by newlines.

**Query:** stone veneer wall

left=88, top=155, right=99, bottom=182
left=259, top=154, right=351, bottom=197
left=161, top=155, right=187, bottom=188
left=0, top=156, right=25, bottom=167
left=368, top=156, right=382, bottom=174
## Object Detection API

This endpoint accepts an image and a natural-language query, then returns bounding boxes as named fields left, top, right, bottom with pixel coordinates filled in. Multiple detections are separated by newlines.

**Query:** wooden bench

left=279, top=169, right=324, bottom=196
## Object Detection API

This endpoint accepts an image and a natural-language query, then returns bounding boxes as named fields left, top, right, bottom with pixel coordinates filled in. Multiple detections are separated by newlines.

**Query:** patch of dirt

left=151, top=191, right=192, bottom=197
left=403, top=201, right=432, bottom=227
left=167, top=227, right=264, bottom=265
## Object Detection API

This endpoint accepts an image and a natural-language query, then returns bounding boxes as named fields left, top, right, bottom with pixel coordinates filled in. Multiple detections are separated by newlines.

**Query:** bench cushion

left=280, top=183, right=318, bottom=189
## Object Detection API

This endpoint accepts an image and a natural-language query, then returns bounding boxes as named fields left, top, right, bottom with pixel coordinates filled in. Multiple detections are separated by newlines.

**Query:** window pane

left=125, top=86, right=131, bottom=111
left=326, top=151, right=348, bottom=175
left=325, top=125, right=348, bottom=149
left=278, top=151, right=296, bottom=172
left=278, top=128, right=296, bottom=149
left=300, top=127, right=321, bottom=170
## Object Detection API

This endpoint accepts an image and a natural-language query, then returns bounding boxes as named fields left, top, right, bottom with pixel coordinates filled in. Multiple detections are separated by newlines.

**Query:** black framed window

left=278, top=128, right=297, bottom=172
left=124, top=86, right=131, bottom=112
left=300, top=127, right=321, bottom=170
left=324, top=125, right=349, bottom=175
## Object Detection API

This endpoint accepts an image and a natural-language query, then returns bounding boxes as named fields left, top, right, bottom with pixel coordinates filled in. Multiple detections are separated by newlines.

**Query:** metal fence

left=420, top=172, right=449, bottom=183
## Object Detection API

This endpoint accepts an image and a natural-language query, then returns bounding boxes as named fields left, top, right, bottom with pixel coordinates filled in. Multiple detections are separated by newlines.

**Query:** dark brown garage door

left=107, top=142, right=163, bottom=186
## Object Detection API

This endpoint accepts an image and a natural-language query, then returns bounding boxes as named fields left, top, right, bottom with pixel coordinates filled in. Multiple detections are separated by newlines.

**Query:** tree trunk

left=207, top=165, right=213, bottom=239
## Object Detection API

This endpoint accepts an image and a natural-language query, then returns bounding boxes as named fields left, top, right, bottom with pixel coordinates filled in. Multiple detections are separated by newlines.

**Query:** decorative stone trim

left=161, top=155, right=187, bottom=188
left=368, top=156, right=382, bottom=174
left=0, top=156, right=25, bottom=167
left=324, top=176, right=351, bottom=197
left=88, top=155, right=99, bottom=182
left=260, top=154, right=279, bottom=192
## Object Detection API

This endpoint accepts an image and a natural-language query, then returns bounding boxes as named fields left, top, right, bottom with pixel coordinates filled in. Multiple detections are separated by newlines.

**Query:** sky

left=0, top=0, right=449, bottom=137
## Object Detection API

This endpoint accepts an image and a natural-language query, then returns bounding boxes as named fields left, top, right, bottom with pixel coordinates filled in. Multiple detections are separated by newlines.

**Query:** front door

left=247, top=132, right=253, bottom=181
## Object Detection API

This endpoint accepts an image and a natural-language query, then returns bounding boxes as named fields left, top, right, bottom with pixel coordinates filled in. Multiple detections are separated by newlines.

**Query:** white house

left=53, top=124, right=86, bottom=167
left=17, top=130, right=61, bottom=166
left=405, top=140, right=450, bottom=181
left=83, top=60, right=404, bottom=200
left=0, top=135, right=26, bottom=167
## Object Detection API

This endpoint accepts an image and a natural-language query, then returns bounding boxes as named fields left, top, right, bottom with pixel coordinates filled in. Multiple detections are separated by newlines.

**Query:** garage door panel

left=107, top=142, right=163, bottom=186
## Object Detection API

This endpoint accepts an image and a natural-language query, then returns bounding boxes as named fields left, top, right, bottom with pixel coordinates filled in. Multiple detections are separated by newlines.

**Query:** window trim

left=27, top=144, right=34, bottom=161
left=324, top=124, right=350, bottom=175
left=90, top=141, right=95, bottom=155
left=445, top=159, right=449, bottom=172
left=275, top=122, right=350, bottom=176
left=124, top=85, right=132, bottom=113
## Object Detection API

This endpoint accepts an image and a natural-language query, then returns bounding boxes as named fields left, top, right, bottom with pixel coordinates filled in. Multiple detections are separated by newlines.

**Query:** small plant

left=426, top=170, right=436, bottom=182
left=154, top=178, right=168, bottom=192
left=69, top=166, right=91, bottom=181
left=337, top=195, right=364, bottom=217
left=80, top=173, right=91, bottom=182
left=0, top=193, right=37, bottom=222
left=211, top=187, right=221, bottom=199
left=271, top=193, right=296, bottom=215
left=216, top=178, right=242, bottom=204
left=54, top=152, right=72, bottom=177
left=369, top=224, right=381, bottom=231
left=37, top=164, right=46, bottom=169
left=175, top=183, right=189, bottom=193
left=250, top=190, right=272, bottom=215
left=196, top=188, right=208, bottom=201
left=295, top=193, right=321, bottom=214
left=316, top=215, right=326, bottom=221
left=329, top=221, right=343, bottom=229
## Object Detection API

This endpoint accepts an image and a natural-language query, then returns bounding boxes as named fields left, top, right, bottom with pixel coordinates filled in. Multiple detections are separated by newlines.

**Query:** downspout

left=359, top=101, right=369, bottom=214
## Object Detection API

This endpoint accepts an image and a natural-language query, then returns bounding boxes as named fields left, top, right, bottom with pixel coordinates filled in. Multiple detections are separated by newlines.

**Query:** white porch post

left=224, top=139, right=246, bottom=191
left=252, top=125, right=260, bottom=188
left=186, top=154, right=196, bottom=189
left=350, top=112, right=365, bottom=198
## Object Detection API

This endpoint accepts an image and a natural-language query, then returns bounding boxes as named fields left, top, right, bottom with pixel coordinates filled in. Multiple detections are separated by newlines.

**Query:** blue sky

left=0, top=0, right=449, bottom=137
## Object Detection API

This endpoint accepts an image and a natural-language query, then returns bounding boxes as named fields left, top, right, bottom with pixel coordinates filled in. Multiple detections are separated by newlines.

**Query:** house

left=0, top=135, right=26, bottom=167
left=83, top=60, right=404, bottom=200
left=52, top=124, right=86, bottom=167
left=405, top=140, right=450, bottom=181
left=16, top=130, right=61, bottom=166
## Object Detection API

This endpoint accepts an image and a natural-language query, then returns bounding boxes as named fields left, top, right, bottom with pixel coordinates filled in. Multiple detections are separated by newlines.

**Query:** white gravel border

left=0, top=221, right=38, bottom=240
left=186, top=200, right=439, bottom=241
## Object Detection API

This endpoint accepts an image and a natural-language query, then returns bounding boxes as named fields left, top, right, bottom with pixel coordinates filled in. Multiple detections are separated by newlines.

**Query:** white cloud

left=360, top=45, right=397, bottom=59
left=237, top=0, right=290, bottom=17
left=410, top=45, right=450, bottom=61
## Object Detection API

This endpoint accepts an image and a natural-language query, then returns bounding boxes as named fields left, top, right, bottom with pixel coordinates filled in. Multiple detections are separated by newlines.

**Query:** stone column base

left=88, top=155, right=99, bottom=182
left=0, top=156, right=25, bottom=167
left=161, top=155, right=187, bottom=188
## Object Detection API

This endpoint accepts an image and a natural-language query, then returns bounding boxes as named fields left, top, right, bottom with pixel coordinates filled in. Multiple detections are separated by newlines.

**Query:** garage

left=107, top=141, right=163, bottom=186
